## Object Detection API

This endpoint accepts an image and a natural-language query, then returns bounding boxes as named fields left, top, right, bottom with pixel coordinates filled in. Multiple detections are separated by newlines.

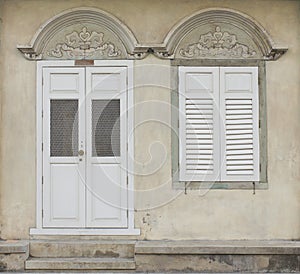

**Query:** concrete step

left=25, top=257, right=136, bottom=270
left=29, top=240, right=135, bottom=258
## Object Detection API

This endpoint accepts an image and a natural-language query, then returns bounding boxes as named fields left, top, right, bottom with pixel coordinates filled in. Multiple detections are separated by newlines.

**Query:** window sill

left=173, top=181, right=268, bottom=190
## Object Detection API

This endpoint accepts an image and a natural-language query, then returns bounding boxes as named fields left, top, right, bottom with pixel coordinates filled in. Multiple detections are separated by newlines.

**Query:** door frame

left=31, top=60, right=140, bottom=235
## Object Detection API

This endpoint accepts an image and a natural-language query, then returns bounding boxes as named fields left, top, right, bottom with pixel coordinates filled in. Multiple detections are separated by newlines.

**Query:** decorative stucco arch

left=17, top=7, right=147, bottom=60
left=154, top=8, right=287, bottom=60
left=17, top=7, right=287, bottom=60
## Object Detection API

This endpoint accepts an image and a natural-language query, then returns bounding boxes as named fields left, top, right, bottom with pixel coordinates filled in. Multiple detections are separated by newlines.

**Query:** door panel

left=88, top=164, right=127, bottom=227
left=50, top=164, right=82, bottom=219
left=43, top=68, right=85, bottom=228
left=86, top=67, right=128, bottom=228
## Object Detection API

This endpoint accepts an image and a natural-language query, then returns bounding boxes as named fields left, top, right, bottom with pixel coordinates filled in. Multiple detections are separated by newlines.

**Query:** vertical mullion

left=85, top=67, right=92, bottom=227
left=213, top=67, right=221, bottom=182
left=219, top=67, right=226, bottom=181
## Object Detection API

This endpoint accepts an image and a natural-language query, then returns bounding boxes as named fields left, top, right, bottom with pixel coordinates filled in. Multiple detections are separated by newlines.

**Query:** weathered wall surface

left=0, top=0, right=3, bottom=239
left=0, top=0, right=299, bottom=240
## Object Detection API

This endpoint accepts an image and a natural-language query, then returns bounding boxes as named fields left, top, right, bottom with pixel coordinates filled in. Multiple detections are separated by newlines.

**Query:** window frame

left=171, top=60, right=268, bottom=190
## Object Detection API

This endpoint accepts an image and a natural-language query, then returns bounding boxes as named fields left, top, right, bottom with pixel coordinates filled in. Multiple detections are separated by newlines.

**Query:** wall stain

left=94, top=250, right=119, bottom=258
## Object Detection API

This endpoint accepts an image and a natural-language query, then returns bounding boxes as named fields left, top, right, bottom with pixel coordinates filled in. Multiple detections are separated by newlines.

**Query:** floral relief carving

left=179, top=26, right=257, bottom=58
left=47, top=27, right=121, bottom=58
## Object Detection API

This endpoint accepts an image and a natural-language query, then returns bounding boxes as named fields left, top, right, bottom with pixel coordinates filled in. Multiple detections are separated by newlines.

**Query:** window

left=178, top=67, right=259, bottom=183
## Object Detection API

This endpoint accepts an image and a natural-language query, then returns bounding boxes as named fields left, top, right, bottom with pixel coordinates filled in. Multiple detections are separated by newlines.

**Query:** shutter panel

left=220, top=67, right=259, bottom=181
left=179, top=67, right=220, bottom=181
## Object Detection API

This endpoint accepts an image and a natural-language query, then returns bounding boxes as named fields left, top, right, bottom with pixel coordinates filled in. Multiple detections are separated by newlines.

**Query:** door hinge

left=42, top=176, right=44, bottom=185
left=259, top=119, right=261, bottom=129
left=127, top=176, right=129, bottom=185
left=42, top=143, right=44, bottom=151
left=42, top=210, right=44, bottom=218
left=42, top=110, right=44, bottom=118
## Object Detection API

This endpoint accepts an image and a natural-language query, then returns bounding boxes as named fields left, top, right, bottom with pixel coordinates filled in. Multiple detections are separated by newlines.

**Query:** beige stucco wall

left=0, top=0, right=299, bottom=240
left=0, top=0, right=3, bottom=238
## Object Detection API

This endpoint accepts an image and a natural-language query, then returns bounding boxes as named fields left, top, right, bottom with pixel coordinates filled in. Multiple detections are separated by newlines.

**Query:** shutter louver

left=220, top=67, right=260, bottom=181
left=179, top=67, right=220, bottom=181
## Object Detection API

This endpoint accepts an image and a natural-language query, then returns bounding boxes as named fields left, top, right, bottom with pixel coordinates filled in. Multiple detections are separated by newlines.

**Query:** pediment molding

left=17, top=7, right=147, bottom=60
left=17, top=7, right=287, bottom=61
left=155, top=8, right=287, bottom=60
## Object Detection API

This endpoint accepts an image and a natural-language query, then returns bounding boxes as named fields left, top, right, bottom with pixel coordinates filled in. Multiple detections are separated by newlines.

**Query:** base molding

left=1, top=239, right=300, bottom=272
left=136, top=239, right=300, bottom=255
left=136, top=254, right=300, bottom=273
left=135, top=240, right=300, bottom=273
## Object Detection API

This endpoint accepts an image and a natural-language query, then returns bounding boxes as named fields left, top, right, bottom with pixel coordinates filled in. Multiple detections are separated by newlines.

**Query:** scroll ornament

left=47, top=27, right=121, bottom=58
left=179, top=26, right=257, bottom=58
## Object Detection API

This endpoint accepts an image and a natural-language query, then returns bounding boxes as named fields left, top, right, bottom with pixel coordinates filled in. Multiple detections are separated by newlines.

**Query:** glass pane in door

left=92, top=99, right=120, bottom=157
left=50, top=99, right=78, bottom=157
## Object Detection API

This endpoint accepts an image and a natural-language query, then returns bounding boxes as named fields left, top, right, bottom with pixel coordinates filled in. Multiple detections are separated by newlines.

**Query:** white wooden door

left=85, top=67, right=127, bottom=228
left=42, top=67, right=128, bottom=228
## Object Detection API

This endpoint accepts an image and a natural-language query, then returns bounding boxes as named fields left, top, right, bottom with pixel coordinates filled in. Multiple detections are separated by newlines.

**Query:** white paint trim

left=36, top=62, right=43, bottom=229
left=126, top=61, right=135, bottom=229
left=34, top=60, right=139, bottom=236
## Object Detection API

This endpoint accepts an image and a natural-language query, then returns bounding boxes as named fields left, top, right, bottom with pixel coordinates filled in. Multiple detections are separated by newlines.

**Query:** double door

left=42, top=66, right=128, bottom=228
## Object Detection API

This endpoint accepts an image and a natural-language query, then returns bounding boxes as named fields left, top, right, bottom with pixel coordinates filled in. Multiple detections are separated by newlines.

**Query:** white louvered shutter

left=220, top=67, right=260, bottom=181
left=179, top=67, right=220, bottom=181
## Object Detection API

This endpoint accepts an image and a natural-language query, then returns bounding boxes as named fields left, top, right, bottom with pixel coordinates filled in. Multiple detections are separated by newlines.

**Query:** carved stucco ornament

left=47, top=27, right=121, bottom=59
left=179, top=26, right=257, bottom=58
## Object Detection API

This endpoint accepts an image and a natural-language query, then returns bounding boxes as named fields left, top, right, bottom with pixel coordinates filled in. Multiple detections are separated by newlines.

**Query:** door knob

left=78, top=150, right=85, bottom=156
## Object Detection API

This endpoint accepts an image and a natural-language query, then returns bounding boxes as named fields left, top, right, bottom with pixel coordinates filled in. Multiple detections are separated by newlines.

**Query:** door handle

left=78, top=150, right=85, bottom=156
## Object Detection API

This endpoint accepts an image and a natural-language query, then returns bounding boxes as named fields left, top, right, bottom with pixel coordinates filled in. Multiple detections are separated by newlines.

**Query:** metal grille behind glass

left=50, top=100, right=78, bottom=157
left=92, top=100, right=120, bottom=157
